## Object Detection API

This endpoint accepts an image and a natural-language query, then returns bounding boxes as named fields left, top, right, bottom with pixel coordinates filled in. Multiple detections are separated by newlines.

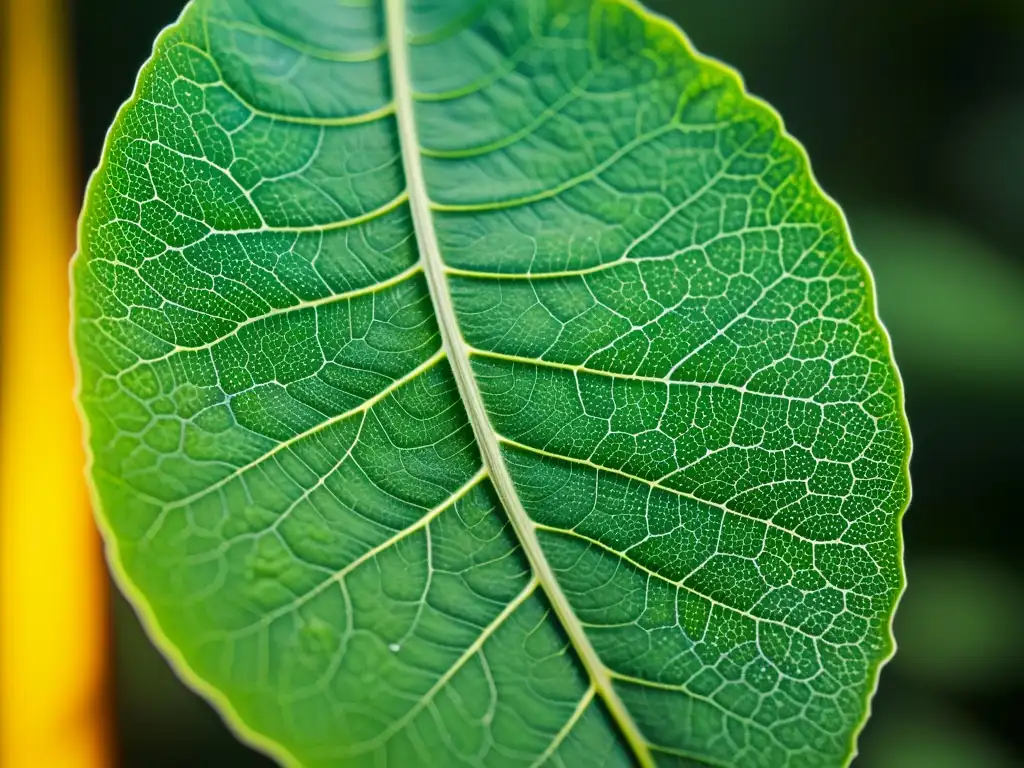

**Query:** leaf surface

left=73, top=1, right=910, bottom=766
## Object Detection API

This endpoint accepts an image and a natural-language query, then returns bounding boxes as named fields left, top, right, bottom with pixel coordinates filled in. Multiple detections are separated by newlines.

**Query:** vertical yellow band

left=0, top=0, right=110, bottom=765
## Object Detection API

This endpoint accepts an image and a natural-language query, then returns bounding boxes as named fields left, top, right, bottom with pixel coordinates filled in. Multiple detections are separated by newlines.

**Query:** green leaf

left=72, top=1, right=910, bottom=766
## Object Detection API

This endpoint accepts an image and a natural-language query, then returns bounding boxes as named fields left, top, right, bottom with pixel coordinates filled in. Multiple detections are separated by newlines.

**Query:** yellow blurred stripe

left=1, top=0, right=111, bottom=766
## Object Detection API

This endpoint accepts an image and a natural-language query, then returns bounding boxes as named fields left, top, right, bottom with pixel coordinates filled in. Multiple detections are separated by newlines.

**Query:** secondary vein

left=384, top=2, right=654, bottom=766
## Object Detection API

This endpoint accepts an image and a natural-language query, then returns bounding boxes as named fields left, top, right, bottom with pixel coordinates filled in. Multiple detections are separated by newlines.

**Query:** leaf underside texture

left=72, top=0, right=911, bottom=766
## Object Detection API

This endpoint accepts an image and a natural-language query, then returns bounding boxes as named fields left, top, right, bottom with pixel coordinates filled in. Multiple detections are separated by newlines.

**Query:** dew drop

left=388, top=643, right=400, bottom=653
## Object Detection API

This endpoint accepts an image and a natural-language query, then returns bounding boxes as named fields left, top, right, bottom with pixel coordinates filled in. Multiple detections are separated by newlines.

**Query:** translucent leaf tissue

left=72, top=1, right=911, bottom=765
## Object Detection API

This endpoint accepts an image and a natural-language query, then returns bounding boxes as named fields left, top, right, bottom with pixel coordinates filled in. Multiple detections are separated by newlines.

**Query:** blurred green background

left=72, top=1, right=1024, bottom=765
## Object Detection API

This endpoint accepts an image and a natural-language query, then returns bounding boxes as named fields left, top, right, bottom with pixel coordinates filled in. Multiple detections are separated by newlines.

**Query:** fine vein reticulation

left=72, top=1, right=911, bottom=767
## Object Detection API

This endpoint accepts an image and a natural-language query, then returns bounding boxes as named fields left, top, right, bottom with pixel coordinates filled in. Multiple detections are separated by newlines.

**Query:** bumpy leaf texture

left=72, top=0, right=911, bottom=766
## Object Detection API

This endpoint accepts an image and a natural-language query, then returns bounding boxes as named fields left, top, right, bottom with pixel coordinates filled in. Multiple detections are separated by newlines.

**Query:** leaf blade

left=73, top=1, right=910, bottom=766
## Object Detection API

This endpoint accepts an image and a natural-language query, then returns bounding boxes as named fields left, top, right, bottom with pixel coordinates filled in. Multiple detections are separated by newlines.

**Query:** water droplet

left=388, top=643, right=400, bottom=653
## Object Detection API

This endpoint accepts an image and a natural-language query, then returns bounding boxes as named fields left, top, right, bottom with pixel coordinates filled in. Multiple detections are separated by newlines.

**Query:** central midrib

left=384, top=2, right=654, bottom=765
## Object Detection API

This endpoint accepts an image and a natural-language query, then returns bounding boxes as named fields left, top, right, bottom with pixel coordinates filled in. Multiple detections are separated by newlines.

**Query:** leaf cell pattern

left=73, top=0, right=910, bottom=766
